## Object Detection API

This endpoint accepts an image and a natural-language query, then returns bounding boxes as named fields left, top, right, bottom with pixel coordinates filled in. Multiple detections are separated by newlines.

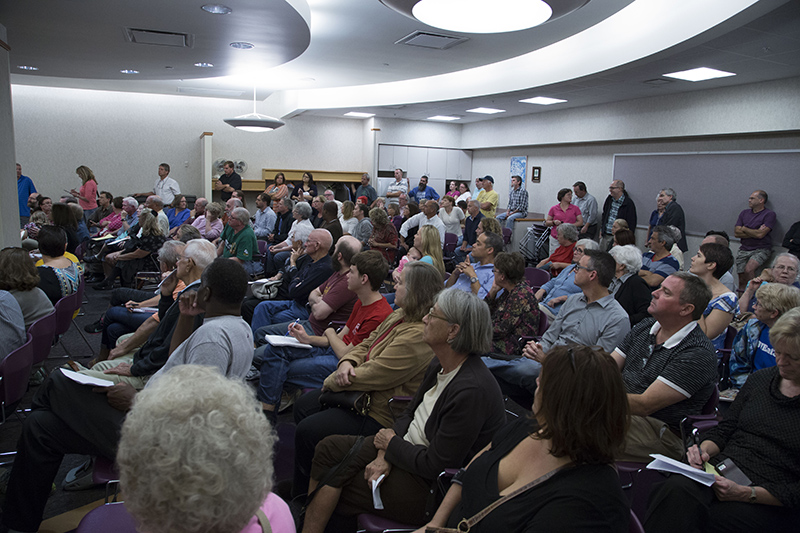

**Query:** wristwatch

left=749, top=487, right=757, bottom=504
left=469, top=276, right=478, bottom=284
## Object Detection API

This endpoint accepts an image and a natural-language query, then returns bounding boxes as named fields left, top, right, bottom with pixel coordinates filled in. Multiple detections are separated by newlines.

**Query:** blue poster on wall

left=510, top=156, right=527, bottom=190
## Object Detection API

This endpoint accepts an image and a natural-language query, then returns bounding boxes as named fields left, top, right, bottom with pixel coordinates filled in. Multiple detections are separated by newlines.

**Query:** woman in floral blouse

left=485, top=252, right=540, bottom=355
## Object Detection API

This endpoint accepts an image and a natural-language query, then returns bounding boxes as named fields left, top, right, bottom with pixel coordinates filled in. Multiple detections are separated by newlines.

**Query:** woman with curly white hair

left=116, top=364, right=295, bottom=533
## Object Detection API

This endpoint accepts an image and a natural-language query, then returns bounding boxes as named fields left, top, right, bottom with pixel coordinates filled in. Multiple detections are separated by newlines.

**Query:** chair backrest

left=76, top=502, right=138, bottom=533
left=629, top=509, right=645, bottom=533
left=524, top=267, right=551, bottom=289
left=257, top=239, right=268, bottom=255
left=502, top=227, right=512, bottom=244
left=443, top=232, right=458, bottom=254
left=701, top=385, right=720, bottom=415
left=54, top=291, right=80, bottom=337
left=722, top=325, right=737, bottom=350
left=74, top=242, right=85, bottom=261
left=0, top=333, right=34, bottom=413
left=28, top=310, right=57, bottom=366
left=537, top=313, right=549, bottom=337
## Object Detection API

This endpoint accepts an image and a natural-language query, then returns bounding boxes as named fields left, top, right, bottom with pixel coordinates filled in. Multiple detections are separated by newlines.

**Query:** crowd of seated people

left=4, top=173, right=800, bottom=533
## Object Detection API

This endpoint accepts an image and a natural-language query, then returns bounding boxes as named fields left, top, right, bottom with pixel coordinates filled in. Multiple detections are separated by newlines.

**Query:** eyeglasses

left=573, top=264, right=594, bottom=273
left=774, top=265, right=798, bottom=272
left=427, top=307, right=450, bottom=322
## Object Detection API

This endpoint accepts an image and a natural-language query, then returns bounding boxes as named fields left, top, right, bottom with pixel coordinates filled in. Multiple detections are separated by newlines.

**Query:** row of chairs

left=0, top=277, right=90, bottom=463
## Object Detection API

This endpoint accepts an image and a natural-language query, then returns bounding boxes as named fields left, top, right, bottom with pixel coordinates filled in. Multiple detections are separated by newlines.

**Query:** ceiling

left=3, top=0, right=800, bottom=124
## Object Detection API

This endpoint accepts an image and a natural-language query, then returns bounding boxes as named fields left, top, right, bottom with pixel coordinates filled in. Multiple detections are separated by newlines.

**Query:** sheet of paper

left=646, top=454, right=715, bottom=486
left=264, top=335, right=313, bottom=349
left=60, top=368, right=115, bottom=388
left=130, top=307, right=158, bottom=313
left=371, top=474, right=385, bottom=510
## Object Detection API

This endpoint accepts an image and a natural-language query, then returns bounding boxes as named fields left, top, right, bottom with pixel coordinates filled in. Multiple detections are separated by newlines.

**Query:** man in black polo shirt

left=214, top=160, right=241, bottom=202
left=611, top=272, right=718, bottom=462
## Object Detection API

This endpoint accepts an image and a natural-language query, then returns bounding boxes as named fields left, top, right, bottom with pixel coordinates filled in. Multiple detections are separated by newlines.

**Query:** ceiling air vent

left=125, top=28, right=192, bottom=48
left=395, top=31, right=468, bottom=50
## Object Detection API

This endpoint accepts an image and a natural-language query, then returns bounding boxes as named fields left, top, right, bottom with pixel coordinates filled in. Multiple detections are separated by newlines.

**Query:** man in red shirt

left=255, top=249, right=393, bottom=424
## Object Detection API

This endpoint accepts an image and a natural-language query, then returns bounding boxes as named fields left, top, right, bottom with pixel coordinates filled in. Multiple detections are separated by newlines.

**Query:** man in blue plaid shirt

left=496, top=175, right=529, bottom=229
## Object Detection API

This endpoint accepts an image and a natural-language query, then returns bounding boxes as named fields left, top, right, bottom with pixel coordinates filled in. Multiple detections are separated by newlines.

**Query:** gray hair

left=293, top=201, right=312, bottom=219
left=769, top=307, right=800, bottom=356
left=576, top=238, right=599, bottom=251
left=435, top=289, right=492, bottom=355
left=660, top=188, right=676, bottom=200
left=148, top=195, right=164, bottom=209
left=652, top=225, right=676, bottom=249
left=228, top=198, right=243, bottom=209
left=117, top=365, right=275, bottom=533
left=556, top=223, right=579, bottom=243
left=177, top=224, right=202, bottom=243
left=609, top=244, right=643, bottom=275
left=773, top=253, right=800, bottom=281
left=194, top=197, right=208, bottom=208
left=122, top=196, right=138, bottom=209
left=756, top=283, right=800, bottom=316
left=157, top=240, right=185, bottom=269
left=184, top=239, right=217, bottom=270
left=205, top=202, right=223, bottom=218
left=281, top=197, right=295, bottom=210
left=230, top=207, right=251, bottom=225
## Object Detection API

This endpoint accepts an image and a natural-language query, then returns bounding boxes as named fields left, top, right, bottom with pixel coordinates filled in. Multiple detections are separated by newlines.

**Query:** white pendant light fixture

left=224, top=82, right=285, bottom=132
left=380, top=0, right=589, bottom=34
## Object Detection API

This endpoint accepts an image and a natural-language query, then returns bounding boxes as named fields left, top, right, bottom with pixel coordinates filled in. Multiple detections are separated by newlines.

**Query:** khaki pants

left=618, top=415, right=684, bottom=463
left=76, top=353, right=150, bottom=390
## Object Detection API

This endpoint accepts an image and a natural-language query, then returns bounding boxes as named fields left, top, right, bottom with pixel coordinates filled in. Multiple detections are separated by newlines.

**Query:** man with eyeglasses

left=600, top=179, right=636, bottom=250
left=484, top=249, right=630, bottom=402
left=322, top=188, right=343, bottom=215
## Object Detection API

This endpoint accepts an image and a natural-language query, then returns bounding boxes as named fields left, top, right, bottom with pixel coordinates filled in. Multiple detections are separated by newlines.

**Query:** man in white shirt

left=139, top=163, right=180, bottom=205
left=572, top=181, right=599, bottom=240
left=145, top=195, right=170, bottom=236
left=400, top=200, right=446, bottom=247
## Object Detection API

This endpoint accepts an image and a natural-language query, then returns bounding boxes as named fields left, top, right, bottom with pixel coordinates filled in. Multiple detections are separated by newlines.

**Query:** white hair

left=610, top=245, right=643, bottom=275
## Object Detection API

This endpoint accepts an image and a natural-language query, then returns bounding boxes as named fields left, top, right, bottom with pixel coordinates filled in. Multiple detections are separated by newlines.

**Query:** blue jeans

left=101, top=306, right=152, bottom=349
left=250, top=300, right=309, bottom=335
left=496, top=211, right=524, bottom=229
left=481, top=356, right=541, bottom=398
left=265, top=250, right=291, bottom=276
left=254, top=323, right=338, bottom=405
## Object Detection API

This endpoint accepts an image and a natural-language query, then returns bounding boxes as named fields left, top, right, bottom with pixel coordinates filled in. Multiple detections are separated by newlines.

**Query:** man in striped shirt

left=610, top=272, right=718, bottom=462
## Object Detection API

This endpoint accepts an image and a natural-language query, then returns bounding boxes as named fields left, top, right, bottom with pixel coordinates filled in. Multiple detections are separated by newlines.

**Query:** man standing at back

left=735, top=189, right=776, bottom=287
left=351, top=173, right=377, bottom=205
left=139, top=163, right=180, bottom=206
left=656, top=188, right=687, bottom=252
left=572, top=181, right=599, bottom=240
left=214, top=160, right=241, bottom=202
left=386, top=168, right=408, bottom=204
left=408, top=175, right=440, bottom=204
left=477, top=175, right=499, bottom=218
left=601, top=179, right=637, bottom=250
left=17, top=163, right=37, bottom=227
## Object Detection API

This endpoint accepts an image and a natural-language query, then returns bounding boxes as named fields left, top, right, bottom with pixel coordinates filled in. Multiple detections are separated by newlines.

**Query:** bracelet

left=451, top=468, right=467, bottom=486
left=749, top=487, right=757, bottom=504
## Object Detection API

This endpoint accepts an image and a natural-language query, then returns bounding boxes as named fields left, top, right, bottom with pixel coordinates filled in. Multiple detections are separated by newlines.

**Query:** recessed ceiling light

left=17, top=65, right=39, bottom=71
left=194, top=62, right=214, bottom=68
left=120, top=69, right=139, bottom=74
left=519, top=96, right=567, bottom=105
left=411, top=0, right=552, bottom=34
left=427, top=115, right=460, bottom=121
left=201, top=4, right=232, bottom=15
left=662, top=67, right=735, bottom=82
left=344, top=112, right=375, bottom=118
left=466, top=107, right=505, bottom=114
left=230, top=42, right=255, bottom=50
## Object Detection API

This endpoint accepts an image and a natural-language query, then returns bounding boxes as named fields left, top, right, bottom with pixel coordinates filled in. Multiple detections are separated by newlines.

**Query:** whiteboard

left=612, top=150, right=800, bottom=244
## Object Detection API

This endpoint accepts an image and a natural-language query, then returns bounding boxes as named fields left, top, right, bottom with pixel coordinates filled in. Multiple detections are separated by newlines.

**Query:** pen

left=285, top=318, right=300, bottom=336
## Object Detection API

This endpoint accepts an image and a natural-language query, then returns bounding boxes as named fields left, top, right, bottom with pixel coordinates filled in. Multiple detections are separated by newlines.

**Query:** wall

left=0, top=25, right=18, bottom=247
left=11, top=85, right=368, bottom=202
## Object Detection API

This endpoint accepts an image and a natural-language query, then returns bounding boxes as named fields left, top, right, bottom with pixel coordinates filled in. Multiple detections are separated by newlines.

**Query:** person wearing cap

left=476, top=176, right=499, bottom=218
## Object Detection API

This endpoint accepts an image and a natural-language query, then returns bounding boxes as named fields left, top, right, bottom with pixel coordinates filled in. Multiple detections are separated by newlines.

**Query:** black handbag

left=318, top=390, right=371, bottom=416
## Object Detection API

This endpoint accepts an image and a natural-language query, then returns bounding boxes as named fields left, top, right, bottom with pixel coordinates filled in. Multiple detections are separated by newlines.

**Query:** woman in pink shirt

left=70, top=165, right=98, bottom=221
left=546, top=187, right=583, bottom=254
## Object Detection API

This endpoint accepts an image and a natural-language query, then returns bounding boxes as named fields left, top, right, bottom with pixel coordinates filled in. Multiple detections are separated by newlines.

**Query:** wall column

left=0, top=24, right=19, bottom=247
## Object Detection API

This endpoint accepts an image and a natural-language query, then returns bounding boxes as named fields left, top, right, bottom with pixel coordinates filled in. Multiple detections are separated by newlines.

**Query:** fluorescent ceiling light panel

left=662, top=67, right=736, bottom=82
left=466, top=107, right=505, bottom=114
left=413, top=0, right=552, bottom=34
left=344, top=112, right=375, bottom=118
left=201, top=4, right=232, bottom=15
left=120, top=69, right=139, bottom=74
left=427, top=115, right=460, bottom=121
left=519, top=96, right=567, bottom=105
left=17, top=65, right=39, bottom=71
left=194, top=62, right=214, bottom=68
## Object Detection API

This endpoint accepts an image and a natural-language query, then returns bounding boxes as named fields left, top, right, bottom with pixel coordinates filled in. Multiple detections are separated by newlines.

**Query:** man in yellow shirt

left=476, top=175, right=499, bottom=218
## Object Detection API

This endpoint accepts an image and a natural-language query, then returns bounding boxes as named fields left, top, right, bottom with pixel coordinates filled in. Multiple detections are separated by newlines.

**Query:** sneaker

left=278, top=389, right=302, bottom=413
left=245, top=364, right=260, bottom=381
left=84, top=319, right=104, bottom=334
left=62, top=458, right=99, bottom=491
